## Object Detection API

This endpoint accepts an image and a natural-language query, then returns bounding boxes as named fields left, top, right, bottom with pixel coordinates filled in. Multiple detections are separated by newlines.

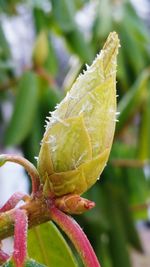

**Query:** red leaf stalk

left=50, top=206, right=101, bottom=267
left=0, top=154, right=40, bottom=194
left=13, top=209, right=28, bottom=267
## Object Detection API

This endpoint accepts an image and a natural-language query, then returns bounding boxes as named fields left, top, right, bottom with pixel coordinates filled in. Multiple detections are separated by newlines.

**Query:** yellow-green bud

left=37, top=32, right=120, bottom=197
left=32, top=31, right=49, bottom=67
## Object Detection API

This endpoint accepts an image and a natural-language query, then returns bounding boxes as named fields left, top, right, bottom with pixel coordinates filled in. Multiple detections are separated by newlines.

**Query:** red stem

left=0, top=154, right=40, bottom=194
left=0, top=249, right=9, bottom=264
left=0, top=192, right=30, bottom=212
left=50, top=206, right=101, bottom=267
left=13, top=209, right=28, bottom=267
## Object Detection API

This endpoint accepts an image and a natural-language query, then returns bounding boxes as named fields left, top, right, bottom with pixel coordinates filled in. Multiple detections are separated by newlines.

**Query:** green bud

left=38, top=32, right=120, bottom=197
left=32, top=31, right=49, bottom=67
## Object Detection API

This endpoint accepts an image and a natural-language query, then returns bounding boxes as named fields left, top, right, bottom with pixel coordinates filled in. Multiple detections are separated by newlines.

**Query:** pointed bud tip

left=84, top=200, right=95, bottom=210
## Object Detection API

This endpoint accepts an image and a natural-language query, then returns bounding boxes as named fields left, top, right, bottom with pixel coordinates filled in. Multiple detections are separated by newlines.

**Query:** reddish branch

left=0, top=154, right=41, bottom=194
left=111, top=158, right=150, bottom=168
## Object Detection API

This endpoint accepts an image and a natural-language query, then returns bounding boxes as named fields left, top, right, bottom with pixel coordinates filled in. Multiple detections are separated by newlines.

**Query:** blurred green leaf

left=93, top=0, right=112, bottom=39
left=104, top=184, right=132, bottom=267
left=65, top=28, right=94, bottom=63
left=4, top=71, right=39, bottom=146
left=119, top=22, right=145, bottom=75
left=51, top=0, right=76, bottom=32
left=28, top=222, right=78, bottom=267
left=138, top=83, right=150, bottom=159
left=33, top=8, right=49, bottom=33
left=117, top=189, right=143, bottom=252
left=117, top=69, right=150, bottom=133
left=0, top=24, right=11, bottom=60
left=44, top=34, right=58, bottom=76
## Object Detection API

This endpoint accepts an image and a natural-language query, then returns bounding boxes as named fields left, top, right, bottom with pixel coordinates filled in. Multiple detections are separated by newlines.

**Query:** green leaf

left=117, top=69, right=150, bottom=133
left=44, top=35, right=58, bottom=76
left=28, top=222, right=78, bottom=267
left=138, top=84, right=150, bottom=159
left=4, top=71, right=39, bottom=146
left=33, top=8, right=48, bottom=33
left=93, top=0, right=112, bottom=39
left=117, top=189, right=143, bottom=252
left=119, top=21, right=145, bottom=75
left=51, top=0, right=76, bottom=32
left=65, top=28, right=94, bottom=63
left=104, top=184, right=132, bottom=267
left=0, top=24, right=11, bottom=59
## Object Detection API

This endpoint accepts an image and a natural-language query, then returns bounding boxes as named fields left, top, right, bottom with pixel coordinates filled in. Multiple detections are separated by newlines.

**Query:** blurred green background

left=0, top=0, right=150, bottom=266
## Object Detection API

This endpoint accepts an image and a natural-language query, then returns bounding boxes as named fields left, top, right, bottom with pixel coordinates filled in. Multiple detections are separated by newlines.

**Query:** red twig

left=13, top=209, right=28, bottom=267
left=35, top=67, right=56, bottom=87
left=50, top=206, right=101, bottom=267
left=0, top=154, right=40, bottom=195
left=0, top=249, right=9, bottom=264
left=0, top=192, right=30, bottom=213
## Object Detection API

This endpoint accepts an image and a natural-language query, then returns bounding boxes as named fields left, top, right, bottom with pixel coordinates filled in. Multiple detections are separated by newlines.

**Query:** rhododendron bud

left=37, top=32, right=120, bottom=197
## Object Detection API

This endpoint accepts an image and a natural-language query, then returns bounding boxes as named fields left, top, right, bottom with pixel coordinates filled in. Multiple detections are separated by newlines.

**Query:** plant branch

left=110, top=158, right=150, bottom=168
left=0, top=154, right=41, bottom=195
left=12, top=209, right=28, bottom=267
left=0, top=78, right=18, bottom=92
left=35, top=67, right=56, bottom=87
left=50, top=206, right=100, bottom=267
left=131, top=202, right=150, bottom=212
left=0, top=195, right=50, bottom=240
left=0, top=192, right=30, bottom=213
left=0, top=198, right=100, bottom=267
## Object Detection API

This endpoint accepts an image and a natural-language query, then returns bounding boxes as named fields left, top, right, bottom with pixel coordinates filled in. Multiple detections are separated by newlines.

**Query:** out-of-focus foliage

left=0, top=0, right=150, bottom=266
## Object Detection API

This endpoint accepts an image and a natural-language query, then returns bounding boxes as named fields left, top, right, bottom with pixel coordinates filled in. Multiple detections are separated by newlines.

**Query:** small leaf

left=4, top=71, right=39, bottom=146
left=28, top=222, right=78, bottom=267
left=46, top=116, right=92, bottom=172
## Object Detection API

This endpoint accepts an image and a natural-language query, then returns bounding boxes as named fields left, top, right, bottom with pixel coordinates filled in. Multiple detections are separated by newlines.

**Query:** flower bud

left=54, top=194, right=95, bottom=214
left=38, top=32, right=120, bottom=197
left=32, top=31, right=49, bottom=67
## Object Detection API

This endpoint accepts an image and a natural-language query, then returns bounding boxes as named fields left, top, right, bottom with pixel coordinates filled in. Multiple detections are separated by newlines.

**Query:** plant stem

left=0, top=197, right=100, bottom=267
left=0, top=154, right=41, bottom=194
left=0, top=192, right=30, bottom=212
left=13, top=209, right=28, bottom=267
left=111, top=158, right=150, bottom=168
left=131, top=202, right=150, bottom=212
left=0, top=78, right=18, bottom=91
left=0, top=195, right=50, bottom=240
left=0, top=249, right=9, bottom=265
left=35, top=67, right=56, bottom=87
left=50, top=206, right=101, bottom=267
